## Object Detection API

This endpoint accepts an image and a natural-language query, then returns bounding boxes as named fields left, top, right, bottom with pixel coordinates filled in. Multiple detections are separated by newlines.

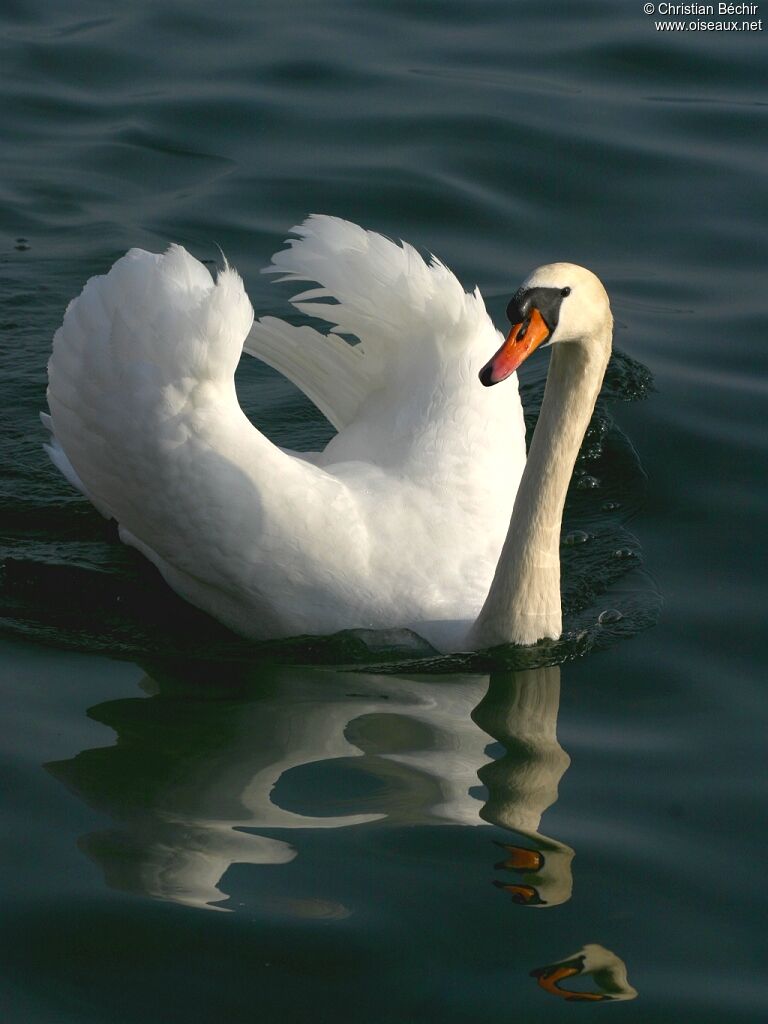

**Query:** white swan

left=44, top=215, right=612, bottom=652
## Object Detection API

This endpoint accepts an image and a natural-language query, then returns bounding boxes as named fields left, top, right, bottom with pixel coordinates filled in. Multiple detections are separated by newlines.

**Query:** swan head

left=479, top=263, right=611, bottom=386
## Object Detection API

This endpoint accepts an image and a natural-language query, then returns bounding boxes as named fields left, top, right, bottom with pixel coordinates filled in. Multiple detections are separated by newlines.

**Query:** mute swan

left=44, top=215, right=612, bottom=652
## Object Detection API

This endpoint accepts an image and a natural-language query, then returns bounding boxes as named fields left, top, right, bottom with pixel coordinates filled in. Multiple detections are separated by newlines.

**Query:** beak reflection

left=531, top=945, right=638, bottom=1003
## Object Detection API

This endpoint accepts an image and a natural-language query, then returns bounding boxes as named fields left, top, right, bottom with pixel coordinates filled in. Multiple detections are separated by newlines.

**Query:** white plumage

left=45, top=215, right=612, bottom=651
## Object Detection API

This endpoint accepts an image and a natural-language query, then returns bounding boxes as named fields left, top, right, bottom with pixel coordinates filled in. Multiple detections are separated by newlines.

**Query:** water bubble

left=576, top=475, right=600, bottom=490
left=602, top=501, right=621, bottom=512
left=585, top=419, right=607, bottom=440
left=598, top=609, right=623, bottom=625
left=563, top=530, right=590, bottom=546
left=614, top=547, right=637, bottom=560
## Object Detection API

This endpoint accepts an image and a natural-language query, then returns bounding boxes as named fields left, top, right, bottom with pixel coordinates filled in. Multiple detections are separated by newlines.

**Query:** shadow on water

left=46, top=658, right=636, bottom=1004
left=0, top=348, right=659, bottom=674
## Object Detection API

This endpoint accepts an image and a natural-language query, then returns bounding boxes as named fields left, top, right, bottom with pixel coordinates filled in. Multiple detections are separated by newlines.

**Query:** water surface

left=1, top=1, right=766, bottom=1021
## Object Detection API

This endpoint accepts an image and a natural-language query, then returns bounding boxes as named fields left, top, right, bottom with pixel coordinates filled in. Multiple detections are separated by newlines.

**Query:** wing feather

left=245, top=214, right=490, bottom=429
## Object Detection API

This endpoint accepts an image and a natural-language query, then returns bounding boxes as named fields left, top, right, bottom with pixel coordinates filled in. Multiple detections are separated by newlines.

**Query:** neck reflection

left=473, top=666, right=574, bottom=908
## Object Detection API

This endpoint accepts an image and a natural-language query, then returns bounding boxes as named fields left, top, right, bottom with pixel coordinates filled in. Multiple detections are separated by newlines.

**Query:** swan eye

left=561, top=287, right=571, bottom=297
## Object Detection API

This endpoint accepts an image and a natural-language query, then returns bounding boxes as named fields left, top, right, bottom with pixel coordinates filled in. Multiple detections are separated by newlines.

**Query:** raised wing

left=47, top=244, right=256, bottom=523
left=44, top=244, right=345, bottom=633
left=245, top=214, right=490, bottom=430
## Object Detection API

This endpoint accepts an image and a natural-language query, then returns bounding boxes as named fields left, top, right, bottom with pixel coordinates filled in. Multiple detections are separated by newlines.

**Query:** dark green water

left=1, top=1, right=767, bottom=1021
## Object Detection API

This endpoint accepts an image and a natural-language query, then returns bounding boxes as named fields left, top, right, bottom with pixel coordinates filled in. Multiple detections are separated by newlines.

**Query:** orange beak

left=479, top=307, right=551, bottom=386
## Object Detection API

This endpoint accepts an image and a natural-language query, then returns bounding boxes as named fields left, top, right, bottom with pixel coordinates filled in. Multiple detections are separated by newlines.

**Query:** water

left=1, top=0, right=766, bottom=1020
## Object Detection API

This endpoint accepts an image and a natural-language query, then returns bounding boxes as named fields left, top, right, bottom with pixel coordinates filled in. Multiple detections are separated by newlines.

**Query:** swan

left=43, top=215, right=612, bottom=652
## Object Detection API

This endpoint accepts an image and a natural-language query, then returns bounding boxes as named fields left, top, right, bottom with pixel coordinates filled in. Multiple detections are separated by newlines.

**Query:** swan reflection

left=531, top=944, right=638, bottom=1003
left=47, top=660, right=637, bottom=996
left=47, top=663, right=578, bottom=910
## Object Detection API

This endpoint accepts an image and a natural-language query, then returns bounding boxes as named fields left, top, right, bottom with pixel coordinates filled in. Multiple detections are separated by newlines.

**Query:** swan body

left=44, top=216, right=612, bottom=651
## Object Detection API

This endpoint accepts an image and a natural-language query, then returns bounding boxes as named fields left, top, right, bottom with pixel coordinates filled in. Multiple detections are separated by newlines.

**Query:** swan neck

left=470, top=327, right=611, bottom=648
